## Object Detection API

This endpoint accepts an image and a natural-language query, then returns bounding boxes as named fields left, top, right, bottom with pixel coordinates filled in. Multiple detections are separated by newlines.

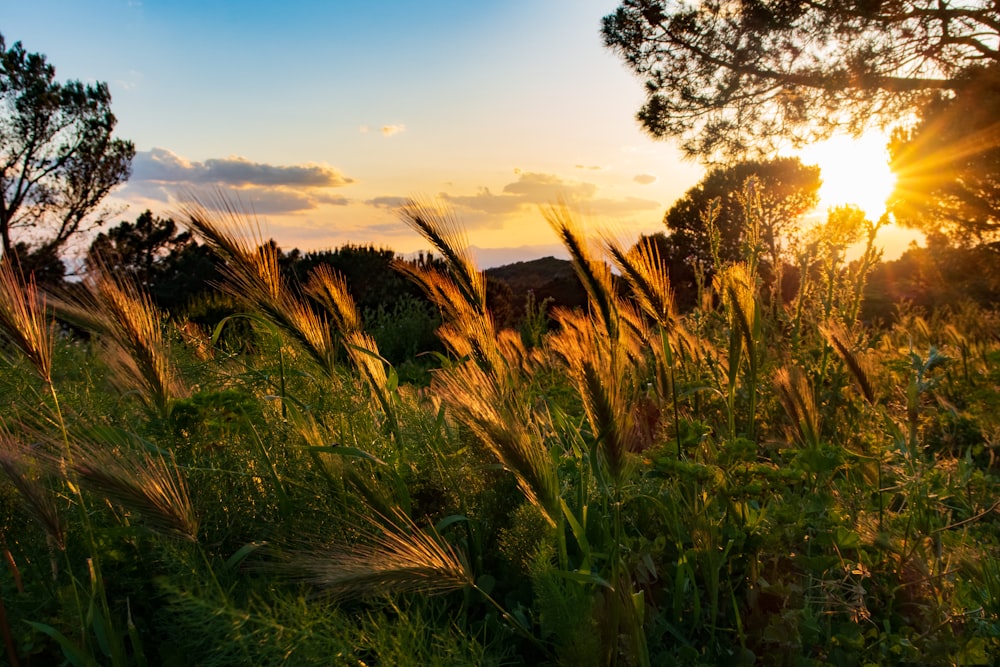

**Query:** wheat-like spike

left=182, top=199, right=283, bottom=303
left=822, top=322, right=877, bottom=405
left=549, top=312, right=639, bottom=481
left=277, top=292, right=339, bottom=377
left=0, top=432, right=65, bottom=549
left=69, top=438, right=198, bottom=542
left=605, top=235, right=675, bottom=328
left=394, top=257, right=505, bottom=373
left=774, top=366, right=821, bottom=447
left=717, top=263, right=756, bottom=352
left=435, top=362, right=559, bottom=525
left=580, top=358, right=629, bottom=482
left=393, top=261, right=469, bottom=323
left=398, top=198, right=486, bottom=314
left=342, top=330, right=392, bottom=412
left=85, top=260, right=188, bottom=415
left=305, top=264, right=362, bottom=334
left=546, top=205, right=618, bottom=340
left=291, top=509, right=472, bottom=600
left=0, top=260, right=53, bottom=384
left=183, top=201, right=340, bottom=377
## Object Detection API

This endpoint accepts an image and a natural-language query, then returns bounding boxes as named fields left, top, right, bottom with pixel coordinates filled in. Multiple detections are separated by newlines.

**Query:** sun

left=798, top=131, right=898, bottom=221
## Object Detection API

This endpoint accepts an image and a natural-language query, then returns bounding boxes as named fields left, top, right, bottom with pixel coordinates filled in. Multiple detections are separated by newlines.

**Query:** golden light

left=798, top=132, right=898, bottom=221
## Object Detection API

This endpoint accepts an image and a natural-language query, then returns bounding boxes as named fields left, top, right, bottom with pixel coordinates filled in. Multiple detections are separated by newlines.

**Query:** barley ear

left=287, top=509, right=472, bottom=600
left=822, top=322, right=877, bottom=405
left=0, top=260, right=53, bottom=384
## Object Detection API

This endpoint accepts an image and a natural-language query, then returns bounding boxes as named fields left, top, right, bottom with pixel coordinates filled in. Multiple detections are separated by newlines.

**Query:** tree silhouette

left=889, top=64, right=1000, bottom=245
left=662, top=157, right=820, bottom=269
left=602, top=1, right=1000, bottom=161
left=0, top=33, right=134, bottom=278
left=88, top=211, right=219, bottom=313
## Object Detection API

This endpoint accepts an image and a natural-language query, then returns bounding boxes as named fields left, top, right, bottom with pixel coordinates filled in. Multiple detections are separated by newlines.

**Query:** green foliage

left=663, top=157, right=820, bottom=269
left=2, top=199, right=1000, bottom=665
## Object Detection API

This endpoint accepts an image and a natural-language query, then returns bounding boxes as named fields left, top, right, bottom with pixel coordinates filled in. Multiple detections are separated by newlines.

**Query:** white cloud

left=380, top=124, right=406, bottom=137
left=633, top=174, right=656, bottom=185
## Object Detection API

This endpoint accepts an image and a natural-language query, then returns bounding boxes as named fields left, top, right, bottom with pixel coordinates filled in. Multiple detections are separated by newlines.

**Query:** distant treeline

left=71, top=211, right=1000, bottom=369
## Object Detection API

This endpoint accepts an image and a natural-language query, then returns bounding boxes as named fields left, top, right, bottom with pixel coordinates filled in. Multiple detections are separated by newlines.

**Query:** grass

left=0, top=192, right=999, bottom=665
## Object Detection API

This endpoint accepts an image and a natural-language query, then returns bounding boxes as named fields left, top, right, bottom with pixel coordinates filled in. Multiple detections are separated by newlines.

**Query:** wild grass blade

left=288, top=509, right=472, bottom=600
left=67, top=436, right=199, bottom=542
left=546, top=204, right=618, bottom=340
left=0, top=260, right=53, bottom=384
left=397, top=198, right=486, bottom=315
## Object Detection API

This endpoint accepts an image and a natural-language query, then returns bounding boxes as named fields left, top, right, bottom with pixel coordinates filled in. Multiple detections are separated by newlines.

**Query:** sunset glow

left=798, top=132, right=898, bottom=222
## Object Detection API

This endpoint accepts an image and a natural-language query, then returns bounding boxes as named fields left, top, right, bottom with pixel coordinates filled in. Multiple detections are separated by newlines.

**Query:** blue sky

left=4, top=0, right=915, bottom=264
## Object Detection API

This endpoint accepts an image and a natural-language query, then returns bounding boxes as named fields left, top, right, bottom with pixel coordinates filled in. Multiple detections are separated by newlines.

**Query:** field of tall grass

left=2, top=188, right=999, bottom=665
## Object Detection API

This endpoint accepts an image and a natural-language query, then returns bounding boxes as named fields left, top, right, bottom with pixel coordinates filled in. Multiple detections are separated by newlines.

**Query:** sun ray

left=798, top=132, right=898, bottom=222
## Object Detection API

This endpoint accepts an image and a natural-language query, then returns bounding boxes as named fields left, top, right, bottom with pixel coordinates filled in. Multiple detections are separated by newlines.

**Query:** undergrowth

left=1, top=190, right=998, bottom=665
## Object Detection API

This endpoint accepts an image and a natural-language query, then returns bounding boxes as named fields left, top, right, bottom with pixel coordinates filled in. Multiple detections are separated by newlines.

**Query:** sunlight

left=798, top=131, right=897, bottom=221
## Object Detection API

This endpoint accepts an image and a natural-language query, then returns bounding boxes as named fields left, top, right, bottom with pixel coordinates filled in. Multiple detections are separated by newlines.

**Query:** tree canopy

left=888, top=64, right=1000, bottom=245
left=661, top=157, right=821, bottom=268
left=0, top=33, right=134, bottom=276
left=88, top=211, right=219, bottom=313
left=602, top=0, right=1000, bottom=162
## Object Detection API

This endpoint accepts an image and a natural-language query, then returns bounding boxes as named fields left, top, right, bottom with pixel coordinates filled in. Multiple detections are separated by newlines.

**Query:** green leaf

left=225, top=541, right=268, bottom=571
left=833, top=525, right=863, bottom=549
left=301, top=445, right=386, bottom=466
left=550, top=568, right=612, bottom=589
left=211, top=312, right=276, bottom=346
left=435, top=514, right=469, bottom=533
left=560, top=498, right=591, bottom=571
left=25, top=621, right=95, bottom=667
left=126, top=598, right=148, bottom=667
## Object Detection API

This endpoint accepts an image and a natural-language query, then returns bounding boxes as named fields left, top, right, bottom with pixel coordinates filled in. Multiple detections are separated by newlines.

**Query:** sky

left=4, top=0, right=919, bottom=266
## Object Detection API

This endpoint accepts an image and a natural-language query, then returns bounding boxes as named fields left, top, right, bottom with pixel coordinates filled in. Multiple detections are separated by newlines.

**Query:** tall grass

left=1, top=195, right=998, bottom=665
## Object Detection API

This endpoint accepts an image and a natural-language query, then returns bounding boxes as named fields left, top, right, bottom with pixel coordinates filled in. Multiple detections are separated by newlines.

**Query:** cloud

left=439, top=172, right=598, bottom=216
left=502, top=172, right=597, bottom=200
left=359, top=125, right=370, bottom=134
left=399, top=171, right=662, bottom=226
left=124, top=148, right=356, bottom=214
left=365, top=196, right=409, bottom=210
left=633, top=174, right=657, bottom=185
left=381, top=124, right=406, bottom=137
left=131, top=148, right=353, bottom=188
left=575, top=164, right=602, bottom=171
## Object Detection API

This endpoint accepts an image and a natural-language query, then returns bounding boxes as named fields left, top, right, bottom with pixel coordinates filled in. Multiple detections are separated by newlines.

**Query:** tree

left=888, top=64, right=1000, bottom=245
left=88, top=211, right=193, bottom=288
left=88, top=211, right=220, bottom=313
left=0, top=33, right=134, bottom=277
left=661, top=157, right=820, bottom=269
left=602, top=1, right=999, bottom=161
